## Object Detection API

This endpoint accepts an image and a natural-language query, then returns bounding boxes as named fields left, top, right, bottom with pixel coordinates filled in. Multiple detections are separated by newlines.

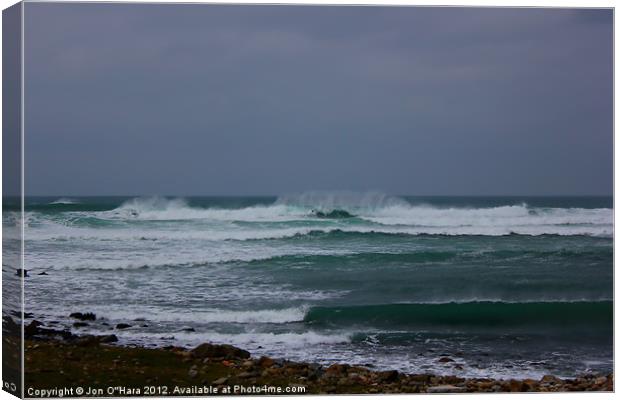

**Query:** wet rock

left=378, top=370, right=399, bottom=383
left=437, top=357, right=455, bottom=363
left=73, top=322, right=89, bottom=328
left=509, top=379, right=525, bottom=392
left=24, top=320, right=44, bottom=337
left=38, top=271, right=48, bottom=275
left=75, top=335, right=104, bottom=346
left=541, top=375, right=562, bottom=385
left=324, top=364, right=349, bottom=378
left=409, top=374, right=432, bottom=385
left=115, top=323, right=132, bottom=330
left=99, top=334, right=118, bottom=343
left=70, top=312, right=96, bottom=321
left=522, top=378, right=539, bottom=391
left=190, top=343, right=250, bottom=360
left=2, top=316, right=20, bottom=335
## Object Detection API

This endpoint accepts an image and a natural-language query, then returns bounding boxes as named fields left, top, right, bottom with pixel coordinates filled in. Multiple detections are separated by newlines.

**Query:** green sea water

left=3, top=193, right=613, bottom=379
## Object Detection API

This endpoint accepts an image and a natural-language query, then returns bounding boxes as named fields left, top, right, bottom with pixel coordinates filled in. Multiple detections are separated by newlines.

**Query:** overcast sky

left=23, top=4, right=612, bottom=196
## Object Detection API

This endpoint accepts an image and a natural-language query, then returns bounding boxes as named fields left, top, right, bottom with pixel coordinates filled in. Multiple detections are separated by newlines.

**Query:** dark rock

left=73, top=322, right=89, bottom=328
left=541, top=375, right=562, bottom=385
left=409, top=374, right=432, bottom=385
left=2, top=316, right=20, bottom=335
left=75, top=335, right=102, bottom=346
left=38, top=271, right=48, bottom=275
left=190, top=343, right=250, bottom=360
left=25, top=320, right=44, bottom=337
left=99, top=334, right=118, bottom=343
left=116, top=323, right=132, bottom=330
left=180, top=327, right=195, bottom=332
left=509, top=379, right=525, bottom=392
left=521, top=379, right=538, bottom=392
left=378, top=370, right=399, bottom=383
left=76, top=334, right=120, bottom=346
left=438, top=357, right=455, bottom=363
left=70, top=312, right=96, bottom=321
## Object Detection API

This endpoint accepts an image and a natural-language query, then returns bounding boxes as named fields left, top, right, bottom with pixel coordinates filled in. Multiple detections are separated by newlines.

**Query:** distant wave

left=20, top=194, right=614, bottom=241
left=49, top=198, right=80, bottom=205
left=25, top=224, right=613, bottom=244
left=98, top=196, right=613, bottom=229
left=45, top=242, right=611, bottom=271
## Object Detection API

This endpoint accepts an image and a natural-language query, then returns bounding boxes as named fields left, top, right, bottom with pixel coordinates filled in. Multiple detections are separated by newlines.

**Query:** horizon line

left=8, top=193, right=615, bottom=198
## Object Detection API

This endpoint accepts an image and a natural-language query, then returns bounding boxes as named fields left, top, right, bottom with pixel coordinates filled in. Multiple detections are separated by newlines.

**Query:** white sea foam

left=361, top=204, right=612, bottom=228
left=119, top=330, right=352, bottom=348
left=24, top=221, right=613, bottom=243
left=89, top=306, right=309, bottom=324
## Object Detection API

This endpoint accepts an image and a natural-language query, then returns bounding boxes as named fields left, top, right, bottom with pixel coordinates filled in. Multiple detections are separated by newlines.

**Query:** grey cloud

left=23, top=4, right=612, bottom=196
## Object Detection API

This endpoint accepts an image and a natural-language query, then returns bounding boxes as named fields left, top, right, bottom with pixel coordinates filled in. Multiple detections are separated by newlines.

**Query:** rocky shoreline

left=4, top=315, right=614, bottom=395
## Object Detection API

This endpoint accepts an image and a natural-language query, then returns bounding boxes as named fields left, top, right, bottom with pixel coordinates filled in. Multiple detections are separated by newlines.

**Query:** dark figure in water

left=15, top=269, right=29, bottom=277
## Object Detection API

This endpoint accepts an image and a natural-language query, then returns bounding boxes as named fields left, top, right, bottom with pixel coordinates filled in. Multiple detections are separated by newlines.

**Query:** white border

left=0, top=1, right=616, bottom=400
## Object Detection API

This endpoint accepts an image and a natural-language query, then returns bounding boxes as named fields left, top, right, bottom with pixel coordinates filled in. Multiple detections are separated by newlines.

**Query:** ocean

left=4, top=193, right=613, bottom=379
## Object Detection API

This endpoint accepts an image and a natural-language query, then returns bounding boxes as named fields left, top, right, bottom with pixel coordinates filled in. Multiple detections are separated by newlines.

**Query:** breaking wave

left=22, top=194, right=613, bottom=238
left=92, top=306, right=309, bottom=324
left=304, top=301, right=613, bottom=331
